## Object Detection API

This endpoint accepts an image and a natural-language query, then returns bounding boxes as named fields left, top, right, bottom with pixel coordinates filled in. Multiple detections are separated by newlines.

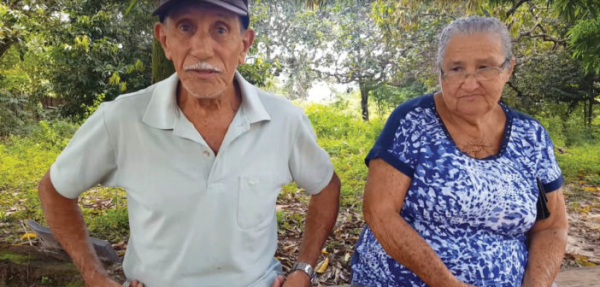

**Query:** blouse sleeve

left=535, top=126, right=564, bottom=193
left=365, top=105, right=421, bottom=178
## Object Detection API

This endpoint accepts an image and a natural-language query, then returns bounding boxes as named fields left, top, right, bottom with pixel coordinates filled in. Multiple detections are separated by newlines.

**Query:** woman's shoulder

left=508, top=108, right=547, bottom=134
left=387, top=93, right=436, bottom=123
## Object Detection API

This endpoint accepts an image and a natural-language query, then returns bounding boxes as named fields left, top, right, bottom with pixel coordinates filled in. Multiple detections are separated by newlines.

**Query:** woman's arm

left=522, top=189, right=568, bottom=287
left=363, top=159, right=471, bottom=287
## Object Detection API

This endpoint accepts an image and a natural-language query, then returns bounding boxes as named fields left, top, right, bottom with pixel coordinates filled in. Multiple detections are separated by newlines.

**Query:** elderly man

left=37, top=0, right=341, bottom=286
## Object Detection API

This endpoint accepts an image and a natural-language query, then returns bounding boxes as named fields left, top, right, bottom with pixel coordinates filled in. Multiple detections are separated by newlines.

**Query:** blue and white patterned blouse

left=351, top=94, right=563, bottom=287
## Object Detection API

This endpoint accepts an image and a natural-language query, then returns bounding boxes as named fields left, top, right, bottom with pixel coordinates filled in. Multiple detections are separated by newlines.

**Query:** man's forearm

left=296, top=174, right=341, bottom=267
left=38, top=171, right=112, bottom=285
left=522, top=229, right=568, bottom=287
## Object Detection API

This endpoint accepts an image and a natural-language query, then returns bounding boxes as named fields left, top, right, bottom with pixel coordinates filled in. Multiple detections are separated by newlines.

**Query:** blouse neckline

left=428, top=93, right=513, bottom=161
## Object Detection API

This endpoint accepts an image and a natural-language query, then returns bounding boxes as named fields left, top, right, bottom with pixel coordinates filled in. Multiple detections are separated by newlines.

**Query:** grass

left=0, top=252, right=31, bottom=265
left=0, top=121, right=128, bottom=243
left=555, top=144, right=600, bottom=182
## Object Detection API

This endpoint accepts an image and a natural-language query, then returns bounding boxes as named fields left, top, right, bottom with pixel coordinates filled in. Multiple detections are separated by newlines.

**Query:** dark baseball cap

left=153, top=0, right=249, bottom=28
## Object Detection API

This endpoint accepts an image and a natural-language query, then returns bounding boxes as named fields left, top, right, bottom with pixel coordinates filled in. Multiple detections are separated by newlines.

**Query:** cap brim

left=152, top=0, right=248, bottom=17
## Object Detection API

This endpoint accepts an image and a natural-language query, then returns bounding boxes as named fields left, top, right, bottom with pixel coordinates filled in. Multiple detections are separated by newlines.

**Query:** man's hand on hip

left=271, top=275, right=285, bottom=287
left=127, top=280, right=145, bottom=287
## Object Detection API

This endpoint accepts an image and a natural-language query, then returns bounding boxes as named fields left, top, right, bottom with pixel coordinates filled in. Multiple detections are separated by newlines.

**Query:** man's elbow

left=38, top=171, right=51, bottom=198
left=38, top=170, right=74, bottom=206
left=329, top=172, right=341, bottom=195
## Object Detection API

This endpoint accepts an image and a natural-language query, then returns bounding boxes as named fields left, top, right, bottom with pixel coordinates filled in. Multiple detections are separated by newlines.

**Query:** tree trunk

left=359, top=81, right=370, bottom=121
left=152, top=39, right=175, bottom=83
left=588, top=94, right=594, bottom=128
left=151, top=0, right=175, bottom=83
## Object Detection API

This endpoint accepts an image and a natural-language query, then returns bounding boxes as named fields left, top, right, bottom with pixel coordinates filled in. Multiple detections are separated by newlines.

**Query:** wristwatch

left=290, top=262, right=317, bottom=284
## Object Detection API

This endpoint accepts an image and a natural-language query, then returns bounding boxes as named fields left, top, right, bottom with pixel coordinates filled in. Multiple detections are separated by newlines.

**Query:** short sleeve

left=50, top=103, right=118, bottom=199
left=289, top=111, right=334, bottom=195
left=535, top=127, right=563, bottom=193
left=365, top=106, right=419, bottom=178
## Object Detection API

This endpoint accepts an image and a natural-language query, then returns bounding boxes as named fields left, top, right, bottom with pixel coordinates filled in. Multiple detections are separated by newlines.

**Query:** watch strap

left=290, top=262, right=316, bottom=283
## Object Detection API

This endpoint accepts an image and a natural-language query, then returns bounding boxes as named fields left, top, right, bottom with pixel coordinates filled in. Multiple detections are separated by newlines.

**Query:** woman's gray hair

left=436, top=16, right=513, bottom=71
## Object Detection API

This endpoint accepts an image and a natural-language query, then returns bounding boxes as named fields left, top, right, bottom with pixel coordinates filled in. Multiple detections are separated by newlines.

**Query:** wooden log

left=27, top=220, right=122, bottom=263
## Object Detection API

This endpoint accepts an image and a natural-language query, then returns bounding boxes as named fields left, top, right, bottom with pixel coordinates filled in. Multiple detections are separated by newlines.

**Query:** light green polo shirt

left=50, top=72, right=334, bottom=287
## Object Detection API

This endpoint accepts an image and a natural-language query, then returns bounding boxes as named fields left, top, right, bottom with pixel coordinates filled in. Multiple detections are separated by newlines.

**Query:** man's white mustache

left=184, top=62, right=222, bottom=72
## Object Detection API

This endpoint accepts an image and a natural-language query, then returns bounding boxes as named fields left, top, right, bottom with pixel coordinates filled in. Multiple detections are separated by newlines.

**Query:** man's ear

left=238, top=29, right=255, bottom=65
left=154, top=22, right=172, bottom=60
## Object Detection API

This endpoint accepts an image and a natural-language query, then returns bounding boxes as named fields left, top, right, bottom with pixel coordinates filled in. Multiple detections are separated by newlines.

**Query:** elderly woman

left=350, top=16, right=568, bottom=287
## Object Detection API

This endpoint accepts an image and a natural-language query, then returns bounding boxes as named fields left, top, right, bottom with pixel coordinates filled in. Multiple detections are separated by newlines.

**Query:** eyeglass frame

left=440, top=58, right=511, bottom=84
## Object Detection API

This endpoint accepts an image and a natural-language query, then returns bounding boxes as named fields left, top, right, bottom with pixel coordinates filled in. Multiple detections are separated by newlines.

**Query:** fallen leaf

left=21, top=232, right=36, bottom=240
left=574, top=254, right=597, bottom=267
left=321, top=248, right=328, bottom=254
left=343, top=253, right=351, bottom=263
left=316, top=257, right=329, bottom=273
left=577, top=206, right=591, bottom=215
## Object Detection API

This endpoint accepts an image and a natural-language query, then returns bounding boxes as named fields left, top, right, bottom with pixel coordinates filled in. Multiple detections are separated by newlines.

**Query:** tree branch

left=0, top=38, right=17, bottom=60
left=507, top=80, right=526, bottom=98
left=506, top=0, right=530, bottom=18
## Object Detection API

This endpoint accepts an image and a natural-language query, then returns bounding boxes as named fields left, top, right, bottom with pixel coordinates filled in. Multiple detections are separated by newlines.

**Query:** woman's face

left=439, top=32, right=514, bottom=117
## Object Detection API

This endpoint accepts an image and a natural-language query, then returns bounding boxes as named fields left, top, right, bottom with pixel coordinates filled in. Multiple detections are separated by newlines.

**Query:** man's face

left=154, top=2, right=254, bottom=100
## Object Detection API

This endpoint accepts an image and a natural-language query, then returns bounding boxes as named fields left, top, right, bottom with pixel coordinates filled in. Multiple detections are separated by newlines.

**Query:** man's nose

left=189, top=31, right=214, bottom=60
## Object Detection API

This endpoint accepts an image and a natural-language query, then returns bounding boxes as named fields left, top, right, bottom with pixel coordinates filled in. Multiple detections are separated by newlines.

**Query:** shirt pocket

left=237, top=174, right=278, bottom=230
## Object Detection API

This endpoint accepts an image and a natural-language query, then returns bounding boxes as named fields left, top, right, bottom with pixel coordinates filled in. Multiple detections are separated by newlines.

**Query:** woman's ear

left=505, top=57, right=516, bottom=82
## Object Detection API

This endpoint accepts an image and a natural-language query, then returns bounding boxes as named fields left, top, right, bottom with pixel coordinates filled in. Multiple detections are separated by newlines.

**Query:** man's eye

left=179, top=24, right=191, bottom=32
left=216, top=27, right=228, bottom=34
left=450, top=67, right=463, bottom=72
left=479, top=66, right=490, bottom=69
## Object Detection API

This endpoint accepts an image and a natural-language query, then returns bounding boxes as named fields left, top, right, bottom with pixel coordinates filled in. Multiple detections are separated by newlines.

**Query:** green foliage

left=0, top=0, right=154, bottom=122
left=555, top=145, right=600, bottom=182
left=370, top=82, right=427, bottom=118
left=569, top=14, right=600, bottom=74
left=584, top=174, right=600, bottom=186
left=50, top=1, right=154, bottom=119
left=237, top=59, right=280, bottom=88
left=0, top=119, right=129, bottom=242
left=0, top=121, right=77, bottom=223
left=303, top=103, right=384, bottom=206
left=0, top=121, right=75, bottom=189
left=87, top=207, right=129, bottom=243
left=0, top=89, right=39, bottom=137
left=40, top=276, right=53, bottom=284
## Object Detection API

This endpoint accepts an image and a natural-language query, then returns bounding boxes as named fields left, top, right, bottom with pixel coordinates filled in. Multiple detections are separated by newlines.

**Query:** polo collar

left=142, top=72, right=271, bottom=130
left=235, top=72, right=271, bottom=124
